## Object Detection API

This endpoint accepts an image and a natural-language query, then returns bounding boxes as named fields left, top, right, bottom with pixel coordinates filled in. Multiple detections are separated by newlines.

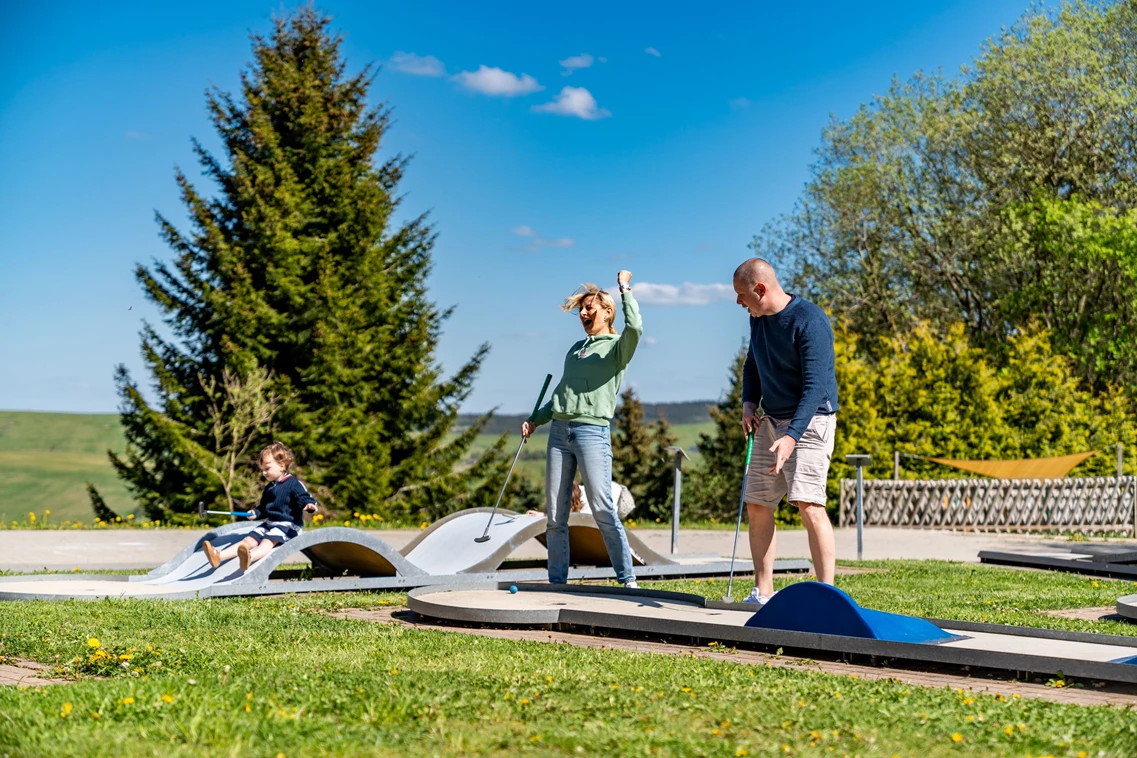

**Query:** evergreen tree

left=612, top=387, right=677, bottom=520
left=101, top=8, right=510, bottom=521
left=685, top=348, right=748, bottom=522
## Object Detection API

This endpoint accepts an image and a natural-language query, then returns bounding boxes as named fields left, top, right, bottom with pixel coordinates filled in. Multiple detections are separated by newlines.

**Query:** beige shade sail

left=926, top=451, right=1097, bottom=479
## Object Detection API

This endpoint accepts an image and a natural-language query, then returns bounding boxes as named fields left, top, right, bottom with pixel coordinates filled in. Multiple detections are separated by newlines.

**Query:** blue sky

left=1, top=0, right=1032, bottom=414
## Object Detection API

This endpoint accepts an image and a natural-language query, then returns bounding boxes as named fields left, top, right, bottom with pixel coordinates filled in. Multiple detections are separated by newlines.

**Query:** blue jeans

left=545, top=420, right=636, bottom=584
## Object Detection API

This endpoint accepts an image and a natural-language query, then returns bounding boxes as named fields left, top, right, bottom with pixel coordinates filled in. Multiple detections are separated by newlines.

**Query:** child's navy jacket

left=255, top=474, right=316, bottom=525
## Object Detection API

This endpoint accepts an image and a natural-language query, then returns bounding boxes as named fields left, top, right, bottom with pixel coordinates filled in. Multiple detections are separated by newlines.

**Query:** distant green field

left=460, top=421, right=713, bottom=483
left=0, top=411, right=136, bottom=524
left=0, top=411, right=714, bottom=524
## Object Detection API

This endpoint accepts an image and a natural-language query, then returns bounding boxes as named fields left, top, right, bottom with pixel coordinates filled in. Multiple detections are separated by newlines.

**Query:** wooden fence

left=838, top=476, right=1137, bottom=533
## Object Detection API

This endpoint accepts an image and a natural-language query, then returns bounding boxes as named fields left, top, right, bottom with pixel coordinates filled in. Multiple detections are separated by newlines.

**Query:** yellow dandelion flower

left=721, top=721, right=731, bottom=728
left=520, top=698, right=530, bottom=705
left=950, top=733, right=963, bottom=743
left=87, top=637, right=100, bottom=648
left=529, top=735, right=541, bottom=743
left=712, top=729, right=722, bottom=736
left=161, top=694, right=174, bottom=703
left=736, top=749, right=748, bottom=756
left=61, top=702, right=73, bottom=717
left=1004, top=725, right=1013, bottom=736
left=118, top=653, right=132, bottom=661
left=546, top=676, right=553, bottom=682
left=44, top=510, right=50, bottom=516
left=122, top=697, right=134, bottom=705
left=390, top=668, right=398, bottom=675
left=680, top=687, right=692, bottom=693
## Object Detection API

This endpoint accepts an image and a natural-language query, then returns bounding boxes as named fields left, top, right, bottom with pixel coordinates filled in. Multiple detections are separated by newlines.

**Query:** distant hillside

left=458, top=400, right=715, bottom=435
left=0, top=410, right=134, bottom=523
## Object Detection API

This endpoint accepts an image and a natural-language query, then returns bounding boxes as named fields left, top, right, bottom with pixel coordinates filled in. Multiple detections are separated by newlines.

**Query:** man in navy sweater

left=733, top=258, right=839, bottom=605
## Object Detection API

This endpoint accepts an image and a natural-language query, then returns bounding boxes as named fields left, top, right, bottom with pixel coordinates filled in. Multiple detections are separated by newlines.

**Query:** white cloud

left=389, top=52, right=445, bottom=77
left=645, top=47, right=661, bottom=57
left=633, top=282, right=735, bottom=306
left=643, top=336, right=659, bottom=345
left=509, top=226, right=575, bottom=252
left=559, top=53, right=594, bottom=75
left=454, top=65, right=543, bottom=97
left=729, top=97, right=751, bottom=109
left=532, top=86, right=611, bottom=120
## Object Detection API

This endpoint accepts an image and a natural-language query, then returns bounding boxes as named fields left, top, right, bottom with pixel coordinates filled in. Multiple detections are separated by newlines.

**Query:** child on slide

left=202, top=442, right=317, bottom=571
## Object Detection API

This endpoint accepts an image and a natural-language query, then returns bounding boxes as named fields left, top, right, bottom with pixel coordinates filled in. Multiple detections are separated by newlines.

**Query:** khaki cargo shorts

left=745, top=414, right=836, bottom=508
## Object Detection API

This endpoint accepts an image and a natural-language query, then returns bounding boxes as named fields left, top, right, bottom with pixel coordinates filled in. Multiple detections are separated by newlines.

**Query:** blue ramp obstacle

left=745, top=582, right=960, bottom=644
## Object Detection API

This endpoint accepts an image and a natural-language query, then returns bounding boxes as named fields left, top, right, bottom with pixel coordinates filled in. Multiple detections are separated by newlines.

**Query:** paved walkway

left=1, top=526, right=1123, bottom=572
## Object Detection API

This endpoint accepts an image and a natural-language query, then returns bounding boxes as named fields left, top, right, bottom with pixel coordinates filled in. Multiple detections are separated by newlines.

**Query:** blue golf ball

left=509, top=585, right=518, bottom=594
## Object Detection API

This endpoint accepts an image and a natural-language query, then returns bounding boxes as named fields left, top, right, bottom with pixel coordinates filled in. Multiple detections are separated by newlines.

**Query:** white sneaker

left=743, top=588, right=775, bottom=605
left=624, top=581, right=639, bottom=590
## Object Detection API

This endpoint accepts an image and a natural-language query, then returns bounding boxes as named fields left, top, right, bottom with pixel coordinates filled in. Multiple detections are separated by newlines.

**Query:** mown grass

left=2, top=562, right=1137, bottom=756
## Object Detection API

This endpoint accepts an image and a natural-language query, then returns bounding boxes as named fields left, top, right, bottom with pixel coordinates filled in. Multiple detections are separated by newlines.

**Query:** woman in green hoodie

left=522, top=270, right=641, bottom=587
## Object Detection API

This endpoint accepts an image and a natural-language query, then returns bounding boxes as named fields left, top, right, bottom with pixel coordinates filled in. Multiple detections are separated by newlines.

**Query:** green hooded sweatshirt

left=532, top=291, right=642, bottom=427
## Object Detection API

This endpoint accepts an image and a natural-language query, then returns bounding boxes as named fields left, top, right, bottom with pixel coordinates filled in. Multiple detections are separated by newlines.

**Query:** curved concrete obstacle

left=0, top=508, right=809, bottom=600
left=408, top=582, right=1137, bottom=686
left=1119, top=594, right=1137, bottom=622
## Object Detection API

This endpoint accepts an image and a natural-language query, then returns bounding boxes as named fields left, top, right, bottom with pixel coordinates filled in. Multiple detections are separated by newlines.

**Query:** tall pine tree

left=611, top=388, right=676, bottom=520
left=103, top=9, right=511, bottom=521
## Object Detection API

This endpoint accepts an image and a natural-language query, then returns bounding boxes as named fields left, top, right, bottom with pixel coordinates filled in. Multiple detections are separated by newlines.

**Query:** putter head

left=197, top=501, right=206, bottom=520
left=474, top=535, right=491, bottom=543
left=723, top=595, right=734, bottom=604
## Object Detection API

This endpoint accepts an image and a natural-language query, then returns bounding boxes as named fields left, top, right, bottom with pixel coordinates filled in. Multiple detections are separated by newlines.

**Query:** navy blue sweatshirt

left=254, top=474, right=316, bottom=526
left=742, top=295, right=839, bottom=441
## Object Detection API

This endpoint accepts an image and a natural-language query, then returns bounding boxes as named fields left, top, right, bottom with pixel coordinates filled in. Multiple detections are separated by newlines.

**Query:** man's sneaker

left=202, top=541, right=221, bottom=569
left=238, top=544, right=251, bottom=572
left=742, top=588, right=775, bottom=605
left=624, top=581, right=639, bottom=590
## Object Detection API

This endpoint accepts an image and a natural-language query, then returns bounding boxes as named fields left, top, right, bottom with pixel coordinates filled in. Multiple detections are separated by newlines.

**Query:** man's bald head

left=733, top=258, right=780, bottom=289
left=733, top=257, right=789, bottom=317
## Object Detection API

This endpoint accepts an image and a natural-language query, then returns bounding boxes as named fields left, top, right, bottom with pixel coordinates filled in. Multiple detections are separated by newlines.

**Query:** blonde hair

left=562, top=283, right=617, bottom=334
left=258, top=441, right=295, bottom=471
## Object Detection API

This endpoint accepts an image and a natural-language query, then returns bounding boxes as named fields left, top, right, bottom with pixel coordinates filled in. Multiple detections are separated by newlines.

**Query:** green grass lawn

left=0, top=412, right=135, bottom=524
left=3, top=562, right=1137, bottom=756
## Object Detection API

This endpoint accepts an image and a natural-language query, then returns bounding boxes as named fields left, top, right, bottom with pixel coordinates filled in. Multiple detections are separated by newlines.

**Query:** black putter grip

left=527, top=373, right=553, bottom=423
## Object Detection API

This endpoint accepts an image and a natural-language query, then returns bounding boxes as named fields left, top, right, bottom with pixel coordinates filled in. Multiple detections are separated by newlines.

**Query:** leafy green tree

left=612, top=388, right=676, bottom=520
left=832, top=322, right=1137, bottom=502
left=756, top=0, right=1137, bottom=388
left=102, top=8, right=510, bottom=522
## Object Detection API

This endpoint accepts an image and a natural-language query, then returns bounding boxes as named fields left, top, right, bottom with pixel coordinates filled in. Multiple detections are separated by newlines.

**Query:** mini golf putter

left=198, top=501, right=255, bottom=520
left=475, top=373, right=553, bottom=544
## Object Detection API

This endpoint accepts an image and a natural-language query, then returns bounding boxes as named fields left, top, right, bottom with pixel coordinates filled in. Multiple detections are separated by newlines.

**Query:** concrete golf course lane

left=0, top=508, right=807, bottom=600
left=407, top=583, right=1137, bottom=686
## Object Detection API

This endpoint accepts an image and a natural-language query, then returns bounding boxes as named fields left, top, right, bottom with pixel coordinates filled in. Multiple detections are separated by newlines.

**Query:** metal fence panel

left=838, top=476, right=1137, bottom=533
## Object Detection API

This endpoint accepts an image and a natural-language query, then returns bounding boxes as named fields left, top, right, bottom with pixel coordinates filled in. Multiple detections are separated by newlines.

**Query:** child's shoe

left=202, top=541, right=221, bottom=569
left=238, top=544, right=251, bottom=572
